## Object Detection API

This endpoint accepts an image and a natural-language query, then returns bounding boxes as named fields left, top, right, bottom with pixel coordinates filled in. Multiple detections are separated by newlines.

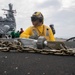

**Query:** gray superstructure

left=0, top=3, right=16, bottom=37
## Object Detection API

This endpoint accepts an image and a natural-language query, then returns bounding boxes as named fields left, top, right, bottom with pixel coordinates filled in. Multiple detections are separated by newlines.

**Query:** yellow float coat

left=20, top=24, right=55, bottom=41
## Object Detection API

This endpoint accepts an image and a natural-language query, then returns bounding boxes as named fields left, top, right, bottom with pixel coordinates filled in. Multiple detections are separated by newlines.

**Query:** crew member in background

left=20, top=28, right=24, bottom=34
left=49, top=24, right=56, bottom=35
left=10, top=29, right=15, bottom=38
left=15, top=30, right=20, bottom=38
left=20, top=12, right=55, bottom=41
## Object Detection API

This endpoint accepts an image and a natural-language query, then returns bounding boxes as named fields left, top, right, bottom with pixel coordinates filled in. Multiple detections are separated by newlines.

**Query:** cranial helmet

left=31, top=12, right=44, bottom=23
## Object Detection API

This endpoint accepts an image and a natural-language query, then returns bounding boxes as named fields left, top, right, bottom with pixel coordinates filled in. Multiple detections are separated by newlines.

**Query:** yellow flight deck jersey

left=20, top=24, right=55, bottom=41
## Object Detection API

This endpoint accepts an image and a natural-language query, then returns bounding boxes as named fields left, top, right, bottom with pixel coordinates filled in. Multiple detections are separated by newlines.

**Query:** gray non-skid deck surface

left=0, top=52, right=75, bottom=75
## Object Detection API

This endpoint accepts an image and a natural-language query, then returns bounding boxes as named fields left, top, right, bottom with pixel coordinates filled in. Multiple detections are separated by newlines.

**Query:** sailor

left=10, top=29, right=15, bottom=38
left=20, top=12, right=55, bottom=41
left=20, top=28, right=24, bottom=34
left=15, top=30, right=20, bottom=38
left=49, top=24, right=56, bottom=35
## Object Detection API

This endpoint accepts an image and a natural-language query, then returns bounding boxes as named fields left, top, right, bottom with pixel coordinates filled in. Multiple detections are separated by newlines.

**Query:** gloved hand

left=29, top=35, right=39, bottom=39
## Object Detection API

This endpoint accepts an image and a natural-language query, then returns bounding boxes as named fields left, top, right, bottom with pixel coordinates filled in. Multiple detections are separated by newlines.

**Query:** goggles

left=31, top=16, right=38, bottom=22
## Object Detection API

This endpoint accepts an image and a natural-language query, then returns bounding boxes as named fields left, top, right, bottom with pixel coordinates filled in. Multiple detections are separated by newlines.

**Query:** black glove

left=29, top=35, right=39, bottom=39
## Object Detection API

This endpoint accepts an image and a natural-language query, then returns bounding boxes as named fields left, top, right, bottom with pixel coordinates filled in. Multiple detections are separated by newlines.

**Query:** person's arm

left=20, top=27, right=32, bottom=38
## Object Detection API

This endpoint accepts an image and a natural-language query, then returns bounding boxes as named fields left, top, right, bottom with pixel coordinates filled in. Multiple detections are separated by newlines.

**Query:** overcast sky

left=0, top=0, right=75, bottom=38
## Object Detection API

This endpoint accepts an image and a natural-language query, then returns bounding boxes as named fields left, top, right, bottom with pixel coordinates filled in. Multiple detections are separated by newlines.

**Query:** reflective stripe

left=32, top=29, right=38, bottom=36
left=32, top=26, right=50, bottom=38
left=46, top=28, right=49, bottom=36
